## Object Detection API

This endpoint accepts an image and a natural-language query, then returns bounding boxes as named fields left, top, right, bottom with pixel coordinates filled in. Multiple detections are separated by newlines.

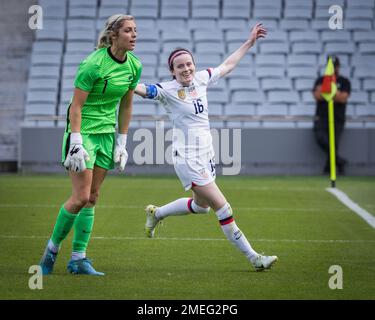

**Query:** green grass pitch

left=0, top=174, right=374, bottom=300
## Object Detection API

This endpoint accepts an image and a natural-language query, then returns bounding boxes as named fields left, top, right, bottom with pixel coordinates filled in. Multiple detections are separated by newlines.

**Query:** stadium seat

left=25, top=103, right=56, bottom=116
left=161, top=7, right=189, bottom=19
left=284, top=8, right=313, bottom=19
left=132, top=101, right=157, bottom=116
left=31, top=54, right=61, bottom=66
left=207, top=103, right=223, bottom=116
left=134, top=42, right=160, bottom=54
left=311, top=19, right=331, bottom=31
left=253, top=8, right=282, bottom=19
left=231, top=90, right=265, bottom=105
left=295, top=79, right=315, bottom=91
left=217, top=19, right=247, bottom=31
left=347, top=0, right=375, bottom=8
left=207, top=91, right=228, bottom=104
left=346, top=8, right=374, bottom=20
left=228, top=78, right=259, bottom=91
left=157, top=19, right=187, bottom=32
left=188, top=19, right=217, bottom=31
left=268, top=91, right=299, bottom=105
left=67, top=30, right=96, bottom=42
left=223, top=0, right=251, bottom=10
left=63, top=53, right=87, bottom=66
left=226, top=66, right=253, bottom=79
left=221, top=8, right=250, bottom=19
left=261, top=78, right=292, bottom=91
left=29, top=66, right=60, bottom=79
left=363, top=79, right=375, bottom=91
left=66, top=42, right=95, bottom=54
left=32, top=41, right=63, bottom=54
left=98, top=7, right=127, bottom=20
left=69, top=7, right=97, bottom=19
left=359, top=43, right=375, bottom=54
left=257, top=104, right=288, bottom=116
left=28, top=78, right=59, bottom=92
left=292, top=42, right=323, bottom=54
left=288, top=67, right=317, bottom=80
left=289, top=105, right=315, bottom=116
left=253, top=0, right=282, bottom=9
left=279, top=19, right=310, bottom=31
left=287, top=54, right=317, bottom=67
left=192, top=8, right=220, bottom=19
left=354, top=67, right=375, bottom=79
left=100, top=0, right=128, bottom=7
left=225, top=104, right=256, bottom=116
left=353, top=31, right=375, bottom=43
left=255, top=54, right=285, bottom=67
left=289, top=31, right=319, bottom=43
left=194, top=30, right=223, bottom=43
left=259, top=43, right=289, bottom=54
left=356, top=105, right=375, bottom=117
left=345, top=20, right=372, bottom=31
left=315, top=0, right=345, bottom=7
left=130, top=7, right=158, bottom=19
left=301, top=91, right=316, bottom=105
left=349, top=91, right=369, bottom=105
left=325, top=42, right=356, bottom=55
left=284, top=0, right=313, bottom=8
left=255, top=67, right=285, bottom=79
left=195, top=42, right=225, bottom=54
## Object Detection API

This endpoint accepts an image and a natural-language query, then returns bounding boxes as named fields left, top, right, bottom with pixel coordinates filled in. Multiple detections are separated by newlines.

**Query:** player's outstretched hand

left=64, top=133, right=90, bottom=172
left=249, top=23, right=267, bottom=46
left=114, top=134, right=128, bottom=172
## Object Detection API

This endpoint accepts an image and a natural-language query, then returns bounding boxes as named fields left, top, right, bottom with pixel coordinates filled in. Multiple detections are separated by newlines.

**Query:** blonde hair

left=97, top=14, right=135, bottom=49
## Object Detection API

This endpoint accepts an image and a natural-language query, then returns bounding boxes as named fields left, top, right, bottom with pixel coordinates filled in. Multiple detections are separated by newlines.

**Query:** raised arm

left=217, top=23, right=267, bottom=78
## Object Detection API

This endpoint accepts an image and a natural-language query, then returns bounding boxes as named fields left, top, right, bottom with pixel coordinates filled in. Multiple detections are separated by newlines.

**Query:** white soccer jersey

left=146, top=68, right=221, bottom=159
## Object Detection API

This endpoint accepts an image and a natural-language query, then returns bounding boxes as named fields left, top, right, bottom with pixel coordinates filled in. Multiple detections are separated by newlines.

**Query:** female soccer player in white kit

left=135, top=23, right=277, bottom=271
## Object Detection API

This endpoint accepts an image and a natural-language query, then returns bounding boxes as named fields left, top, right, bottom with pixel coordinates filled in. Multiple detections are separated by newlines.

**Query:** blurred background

left=0, top=0, right=374, bottom=175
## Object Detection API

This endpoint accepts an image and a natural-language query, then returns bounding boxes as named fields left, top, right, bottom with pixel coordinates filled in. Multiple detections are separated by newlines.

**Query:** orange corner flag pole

left=321, top=57, right=337, bottom=188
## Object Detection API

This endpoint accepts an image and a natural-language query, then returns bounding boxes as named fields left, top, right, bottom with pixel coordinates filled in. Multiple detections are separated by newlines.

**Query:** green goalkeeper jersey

left=67, top=47, right=142, bottom=134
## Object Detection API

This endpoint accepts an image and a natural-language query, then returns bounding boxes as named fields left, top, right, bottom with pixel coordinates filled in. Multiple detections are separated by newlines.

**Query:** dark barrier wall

left=19, top=127, right=375, bottom=175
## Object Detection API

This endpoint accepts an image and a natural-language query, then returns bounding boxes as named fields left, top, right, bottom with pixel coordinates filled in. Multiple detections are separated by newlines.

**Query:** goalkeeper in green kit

left=39, top=14, right=142, bottom=275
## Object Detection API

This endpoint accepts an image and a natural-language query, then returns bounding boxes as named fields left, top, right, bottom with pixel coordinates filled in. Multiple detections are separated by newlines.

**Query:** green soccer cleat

left=144, top=205, right=160, bottom=238
left=251, top=254, right=278, bottom=272
left=40, top=245, right=58, bottom=275
left=67, top=258, right=104, bottom=276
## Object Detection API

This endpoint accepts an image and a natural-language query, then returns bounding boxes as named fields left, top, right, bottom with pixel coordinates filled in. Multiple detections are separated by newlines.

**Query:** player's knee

left=191, top=200, right=210, bottom=214
left=75, top=195, right=90, bottom=208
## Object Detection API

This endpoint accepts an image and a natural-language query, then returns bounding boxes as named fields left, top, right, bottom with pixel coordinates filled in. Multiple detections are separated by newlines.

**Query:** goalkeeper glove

left=114, top=133, right=128, bottom=171
left=63, top=132, right=90, bottom=172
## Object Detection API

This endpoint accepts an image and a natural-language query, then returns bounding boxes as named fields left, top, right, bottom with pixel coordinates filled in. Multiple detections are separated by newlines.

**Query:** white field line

left=0, top=203, right=345, bottom=212
left=326, top=188, right=375, bottom=229
left=0, top=234, right=374, bottom=243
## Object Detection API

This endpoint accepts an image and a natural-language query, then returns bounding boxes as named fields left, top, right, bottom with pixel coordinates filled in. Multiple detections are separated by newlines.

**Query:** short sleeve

left=74, top=60, right=99, bottom=92
left=340, top=78, right=351, bottom=94
left=129, top=64, right=142, bottom=90
left=195, top=68, right=221, bottom=86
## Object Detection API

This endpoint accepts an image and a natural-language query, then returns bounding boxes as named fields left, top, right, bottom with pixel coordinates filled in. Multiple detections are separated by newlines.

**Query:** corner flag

left=321, top=57, right=337, bottom=188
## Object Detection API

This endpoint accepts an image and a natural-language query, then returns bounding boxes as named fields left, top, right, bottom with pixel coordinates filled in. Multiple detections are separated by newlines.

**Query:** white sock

left=155, top=198, right=192, bottom=220
left=48, top=239, right=60, bottom=253
left=216, top=203, right=258, bottom=262
left=71, top=251, right=86, bottom=261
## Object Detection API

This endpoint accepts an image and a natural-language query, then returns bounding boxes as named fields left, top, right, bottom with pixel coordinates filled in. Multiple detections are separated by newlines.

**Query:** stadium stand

left=2, top=0, right=375, bottom=169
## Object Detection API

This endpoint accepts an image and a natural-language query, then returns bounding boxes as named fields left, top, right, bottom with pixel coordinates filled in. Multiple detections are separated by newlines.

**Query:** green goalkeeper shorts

left=62, top=132, right=115, bottom=170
